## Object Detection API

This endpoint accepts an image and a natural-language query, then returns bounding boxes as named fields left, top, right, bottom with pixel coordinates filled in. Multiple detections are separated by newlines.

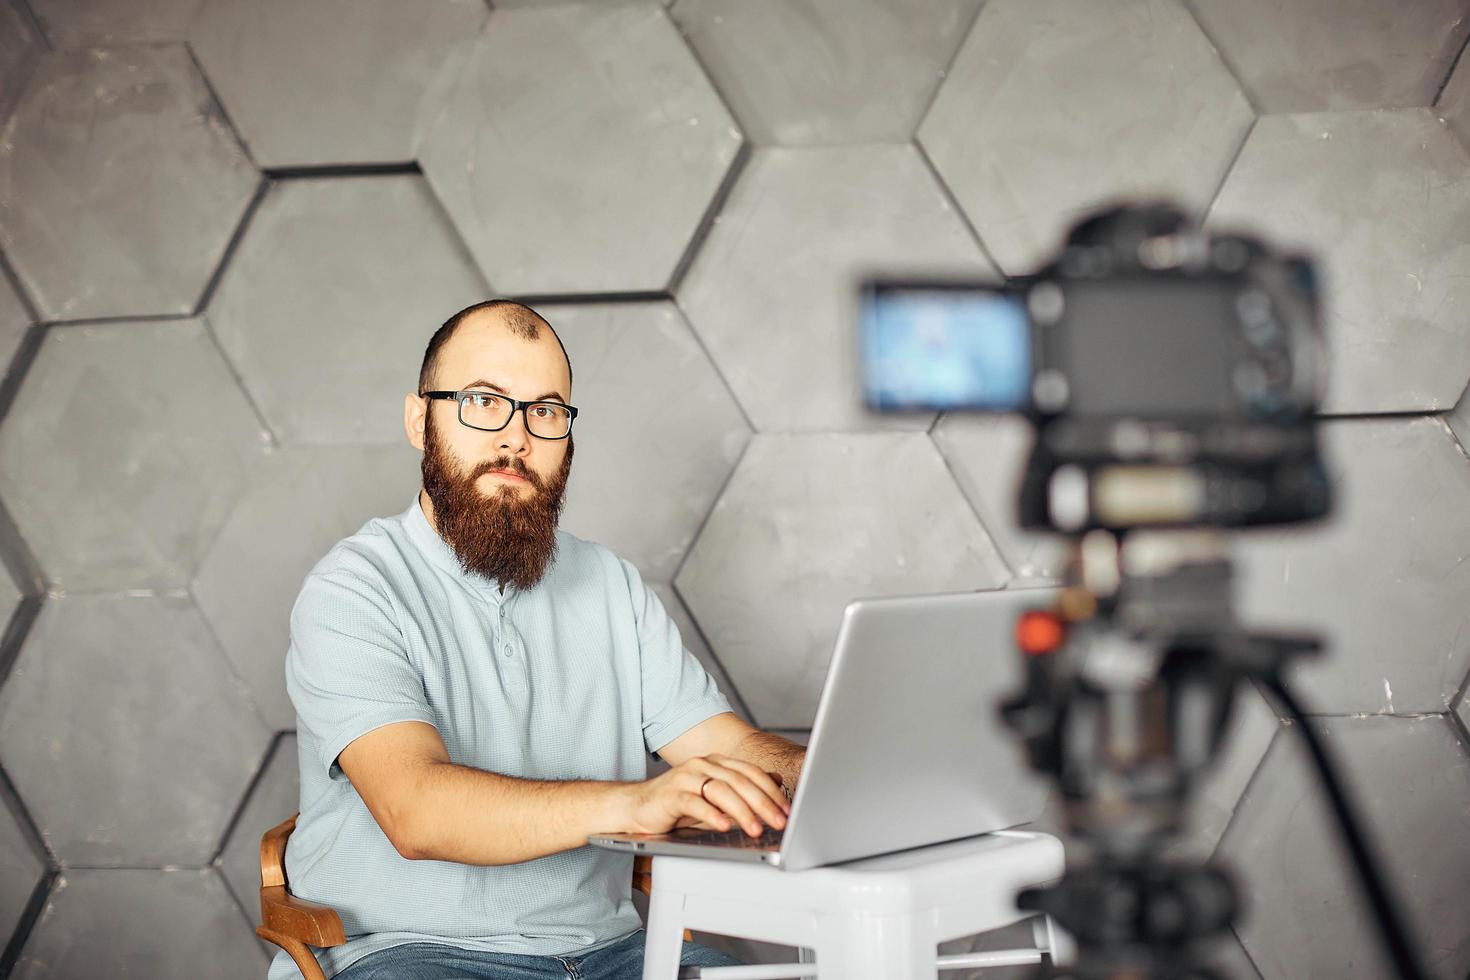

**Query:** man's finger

left=698, top=777, right=769, bottom=837
left=703, top=766, right=787, bottom=834
left=679, top=792, right=731, bottom=832
left=712, top=757, right=790, bottom=814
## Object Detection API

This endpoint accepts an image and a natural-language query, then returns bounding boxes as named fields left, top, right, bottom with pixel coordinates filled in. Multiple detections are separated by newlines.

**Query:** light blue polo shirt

left=268, top=499, right=732, bottom=980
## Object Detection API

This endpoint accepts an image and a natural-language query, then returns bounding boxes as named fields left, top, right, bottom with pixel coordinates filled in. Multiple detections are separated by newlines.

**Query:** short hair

left=418, top=300, right=572, bottom=394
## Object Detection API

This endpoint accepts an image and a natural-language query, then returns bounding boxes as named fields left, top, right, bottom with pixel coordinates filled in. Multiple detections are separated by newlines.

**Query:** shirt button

left=503, top=646, right=514, bottom=658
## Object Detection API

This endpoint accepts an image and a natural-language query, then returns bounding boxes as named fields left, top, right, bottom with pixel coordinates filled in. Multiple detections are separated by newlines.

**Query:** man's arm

left=656, top=711, right=807, bottom=805
left=337, top=719, right=791, bottom=866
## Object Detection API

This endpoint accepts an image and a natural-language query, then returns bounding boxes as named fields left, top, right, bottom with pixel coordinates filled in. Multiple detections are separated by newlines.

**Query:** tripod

left=1001, top=531, right=1428, bottom=980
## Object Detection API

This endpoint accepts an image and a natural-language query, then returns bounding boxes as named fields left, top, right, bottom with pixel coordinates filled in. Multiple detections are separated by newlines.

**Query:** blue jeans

left=333, top=929, right=740, bottom=979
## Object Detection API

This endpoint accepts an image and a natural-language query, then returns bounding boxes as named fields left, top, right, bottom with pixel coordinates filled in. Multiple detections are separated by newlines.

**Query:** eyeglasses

left=420, top=390, right=578, bottom=440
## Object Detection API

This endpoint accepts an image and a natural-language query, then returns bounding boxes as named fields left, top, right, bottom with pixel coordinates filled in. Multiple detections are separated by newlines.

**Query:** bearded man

left=273, top=300, right=806, bottom=980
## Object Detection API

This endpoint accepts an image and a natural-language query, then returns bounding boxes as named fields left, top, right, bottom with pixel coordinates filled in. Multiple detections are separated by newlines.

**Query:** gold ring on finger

left=699, top=776, right=715, bottom=801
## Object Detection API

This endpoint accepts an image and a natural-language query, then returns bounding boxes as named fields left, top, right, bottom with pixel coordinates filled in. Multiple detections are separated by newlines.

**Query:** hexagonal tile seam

left=662, top=293, right=758, bottom=438
left=0, top=757, right=56, bottom=875
left=0, top=253, right=47, bottom=425
left=180, top=39, right=265, bottom=173
left=664, top=434, right=759, bottom=724
left=652, top=2, right=754, bottom=302
left=0, top=867, right=54, bottom=980
left=1439, top=411, right=1470, bottom=463
left=1201, top=114, right=1259, bottom=227
left=396, top=2, right=495, bottom=177
left=1204, top=717, right=1287, bottom=865
left=910, top=137, right=1006, bottom=286
left=0, top=751, right=60, bottom=975
left=901, top=0, right=1006, bottom=274
left=0, top=488, right=52, bottom=700
left=1452, top=668, right=1470, bottom=747
left=1179, top=0, right=1268, bottom=118
left=210, top=729, right=291, bottom=932
left=664, top=140, right=753, bottom=300
left=1432, top=24, right=1470, bottom=108
left=923, top=428, right=1018, bottom=581
left=5, top=0, right=51, bottom=57
left=185, top=575, right=283, bottom=738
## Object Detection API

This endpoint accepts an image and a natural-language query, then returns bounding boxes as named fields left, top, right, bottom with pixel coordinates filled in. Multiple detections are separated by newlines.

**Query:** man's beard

left=420, top=413, right=573, bottom=590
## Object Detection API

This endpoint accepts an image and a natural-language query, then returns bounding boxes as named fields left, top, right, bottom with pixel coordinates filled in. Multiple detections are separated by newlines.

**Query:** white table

left=642, top=831, right=1070, bottom=980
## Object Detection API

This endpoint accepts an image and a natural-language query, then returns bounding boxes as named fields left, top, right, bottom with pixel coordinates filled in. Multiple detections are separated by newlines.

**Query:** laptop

left=589, top=587, right=1055, bottom=871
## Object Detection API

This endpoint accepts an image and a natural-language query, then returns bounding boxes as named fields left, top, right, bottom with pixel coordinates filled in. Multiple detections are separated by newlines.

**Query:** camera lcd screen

left=1056, top=280, right=1239, bottom=416
left=860, top=285, right=1031, bottom=411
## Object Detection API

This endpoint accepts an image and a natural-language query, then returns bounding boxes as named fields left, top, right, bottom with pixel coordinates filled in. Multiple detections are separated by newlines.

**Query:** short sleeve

left=286, top=564, right=437, bottom=777
left=623, top=559, right=733, bottom=754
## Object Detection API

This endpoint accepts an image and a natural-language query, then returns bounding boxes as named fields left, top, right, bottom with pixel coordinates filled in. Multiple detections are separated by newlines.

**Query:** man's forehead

left=438, top=313, right=571, bottom=392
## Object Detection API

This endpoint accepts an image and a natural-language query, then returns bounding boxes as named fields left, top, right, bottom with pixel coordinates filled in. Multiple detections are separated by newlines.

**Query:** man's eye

left=467, top=393, right=500, bottom=409
left=531, top=405, right=552, bottom=418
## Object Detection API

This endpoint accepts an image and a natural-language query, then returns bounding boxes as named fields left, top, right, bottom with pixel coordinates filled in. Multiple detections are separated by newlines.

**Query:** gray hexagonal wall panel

left=669, top=0, right=981, bottom=145
left=0, top=595, right=271, bottom=866
left=675, top=433, right=1008, bottom=728
left=0, top=794, right=47, bottom=962
left=1189, top=0, right=1470, bottom=113
left=931, top=414, right=1068, bottom=584
left=1444, top=48, right=1470, bottom=152
left=1234, top=418, right=1470, bottom=715
left=0, top=320, right=269, bottom=590
left=677, top=144, right=995, bottom=433
left=548, top=301, right=751, bottom=582
left=217, top=734, right=298, bottom=939
left=1209, top=109, right=1470, bottom=414
left=420, top=2, right=741, bottom=295
left=30, top=0, right=202, bottom=45
left=918, top=0, right=1253, bottom=277
left=190, top=0, right=486, bottom=168
left=193, top=445, right=422, bottom=731
left=207, top=176, right=488, bottom=446
left=13, top=869, right=264, bottom=980
left=0, top=2, right=42, bottom=127
left=1220, top=715, right=1470, bottom=980
left=0, top=44, right=258, bottom=322
left=0, top=268, right=35, bottom=382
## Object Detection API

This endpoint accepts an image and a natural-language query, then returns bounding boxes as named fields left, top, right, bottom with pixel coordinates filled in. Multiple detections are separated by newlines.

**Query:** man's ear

left=404, top=392, right=426, bottom=451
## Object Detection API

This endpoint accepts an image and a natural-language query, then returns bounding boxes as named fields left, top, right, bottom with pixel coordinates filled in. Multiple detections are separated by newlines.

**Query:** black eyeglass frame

left=420, top=390, right=579, bottom=440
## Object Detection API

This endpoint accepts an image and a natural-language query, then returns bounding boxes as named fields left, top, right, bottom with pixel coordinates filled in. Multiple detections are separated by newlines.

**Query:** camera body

left=861, top=204, right=1330, bottom=534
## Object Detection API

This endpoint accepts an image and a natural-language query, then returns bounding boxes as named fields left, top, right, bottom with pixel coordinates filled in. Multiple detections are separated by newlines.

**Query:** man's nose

left=496, top=408, right=532, bottom=455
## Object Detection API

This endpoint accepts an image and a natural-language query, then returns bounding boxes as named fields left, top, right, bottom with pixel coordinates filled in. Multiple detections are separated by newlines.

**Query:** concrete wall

left=0, top=1, right=1468, bottom=977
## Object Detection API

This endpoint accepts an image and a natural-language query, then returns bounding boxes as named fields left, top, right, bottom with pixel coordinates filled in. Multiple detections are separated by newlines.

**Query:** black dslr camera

left=860, top=204, right=1426, bottom=980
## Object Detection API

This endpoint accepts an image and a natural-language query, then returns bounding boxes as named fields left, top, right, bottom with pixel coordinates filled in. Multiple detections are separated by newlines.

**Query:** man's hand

left=620, top=754, right=790, bottom=838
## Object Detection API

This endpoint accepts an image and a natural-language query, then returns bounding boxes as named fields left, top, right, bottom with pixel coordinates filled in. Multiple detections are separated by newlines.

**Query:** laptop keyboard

left=669, top=826, right=783, bottom=850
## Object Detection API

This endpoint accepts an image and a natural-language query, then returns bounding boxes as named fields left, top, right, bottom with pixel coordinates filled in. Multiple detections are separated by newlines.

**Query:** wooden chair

left=257, top=814, right=667, bottom=980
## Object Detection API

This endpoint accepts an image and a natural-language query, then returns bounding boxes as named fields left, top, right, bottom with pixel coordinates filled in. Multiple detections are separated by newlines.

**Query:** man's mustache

left=467, top=456, right=545, bottom=491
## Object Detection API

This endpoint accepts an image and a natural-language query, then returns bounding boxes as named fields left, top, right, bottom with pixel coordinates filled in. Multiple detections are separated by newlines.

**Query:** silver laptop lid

left=778, top=587, right=1055, bottom=871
